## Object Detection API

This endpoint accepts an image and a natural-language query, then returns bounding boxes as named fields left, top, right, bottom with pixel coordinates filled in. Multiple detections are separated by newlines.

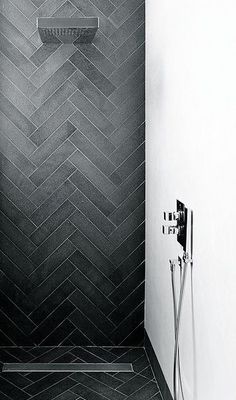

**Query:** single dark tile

left=69, top=170, right=115, bottom=216
left=69, top=51, right=116, bottom=97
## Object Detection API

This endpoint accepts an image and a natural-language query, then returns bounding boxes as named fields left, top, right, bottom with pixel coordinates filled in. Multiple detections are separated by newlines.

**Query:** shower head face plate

left=37, top=18, right=99, bottom=44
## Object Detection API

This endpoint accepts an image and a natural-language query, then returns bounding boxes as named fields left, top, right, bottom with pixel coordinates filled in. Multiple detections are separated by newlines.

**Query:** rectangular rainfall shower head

left=37, top=17, right=99, bottom=44
left=2, top=363, right=133, bottom=373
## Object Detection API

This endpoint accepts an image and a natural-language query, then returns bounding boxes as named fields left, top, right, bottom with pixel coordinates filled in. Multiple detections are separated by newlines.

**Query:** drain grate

left=2, top=363, right=133, bottom=373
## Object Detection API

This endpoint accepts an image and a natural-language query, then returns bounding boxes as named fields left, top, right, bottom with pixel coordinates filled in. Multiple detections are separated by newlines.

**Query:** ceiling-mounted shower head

left=37, top=17, right=99, bottom=44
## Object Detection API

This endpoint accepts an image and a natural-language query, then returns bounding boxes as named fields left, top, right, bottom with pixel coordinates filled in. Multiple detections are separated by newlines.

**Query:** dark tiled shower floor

left=0, top=347, right=162, bottom=400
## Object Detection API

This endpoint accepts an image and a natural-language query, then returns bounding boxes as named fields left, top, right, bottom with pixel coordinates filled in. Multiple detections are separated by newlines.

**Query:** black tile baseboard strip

left=144, top=330, right=173, bottom=400
left=2, top=363, right=133, bottom=373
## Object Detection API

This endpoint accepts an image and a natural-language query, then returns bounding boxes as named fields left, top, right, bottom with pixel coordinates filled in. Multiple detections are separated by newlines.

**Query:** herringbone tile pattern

left=0, top=347, right=161, bottom=400
left=0, top=0, right=145, bottom=346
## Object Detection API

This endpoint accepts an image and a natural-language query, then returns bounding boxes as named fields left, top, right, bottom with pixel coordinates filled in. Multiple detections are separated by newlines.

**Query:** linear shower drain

left=2, top=363, right=133, bottom=373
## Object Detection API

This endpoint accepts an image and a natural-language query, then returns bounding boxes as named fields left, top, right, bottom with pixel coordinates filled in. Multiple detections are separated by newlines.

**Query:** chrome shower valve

left=163, top=211, right=184, bottom=222
left=162, top=225, right=179, bottom=235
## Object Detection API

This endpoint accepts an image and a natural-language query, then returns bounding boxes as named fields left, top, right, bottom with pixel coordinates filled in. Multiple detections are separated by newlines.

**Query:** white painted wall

left=145, top=1, right=236, bottom=399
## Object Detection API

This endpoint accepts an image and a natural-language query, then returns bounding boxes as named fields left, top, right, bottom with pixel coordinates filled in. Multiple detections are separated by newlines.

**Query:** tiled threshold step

left=2, top=363, right=133, bottom=373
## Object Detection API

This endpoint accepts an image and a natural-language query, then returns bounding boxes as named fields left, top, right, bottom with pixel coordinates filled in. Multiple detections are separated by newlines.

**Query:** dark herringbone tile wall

left=0, top=0, right=145, bottom=346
